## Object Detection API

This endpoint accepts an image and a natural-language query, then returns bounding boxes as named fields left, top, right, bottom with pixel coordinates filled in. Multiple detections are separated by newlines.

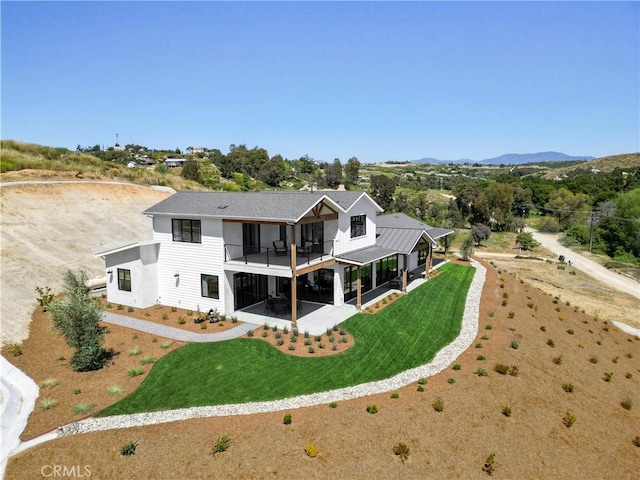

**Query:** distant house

left=186, top=146, right=205, bottom=154
left=163, top=157, right=186, bottom=168
left=97, top=191, right=452, bottom=326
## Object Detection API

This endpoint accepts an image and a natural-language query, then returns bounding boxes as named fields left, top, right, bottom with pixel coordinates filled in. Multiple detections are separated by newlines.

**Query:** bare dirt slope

left=0, top=179, right=172, bottom=345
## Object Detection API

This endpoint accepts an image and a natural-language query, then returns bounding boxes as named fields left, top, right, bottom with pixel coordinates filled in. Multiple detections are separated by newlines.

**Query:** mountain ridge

left=412, top=151, right=595, bottom=165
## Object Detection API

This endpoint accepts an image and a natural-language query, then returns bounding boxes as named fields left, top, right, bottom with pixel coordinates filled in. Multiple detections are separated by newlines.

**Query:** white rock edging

left=58, top=260, right=486, bottom=437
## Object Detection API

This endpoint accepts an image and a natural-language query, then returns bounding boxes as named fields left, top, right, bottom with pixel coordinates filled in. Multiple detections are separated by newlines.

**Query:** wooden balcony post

left=290, top=224, right=297, bottom=328
left=356, top=266, right=362, bottom=311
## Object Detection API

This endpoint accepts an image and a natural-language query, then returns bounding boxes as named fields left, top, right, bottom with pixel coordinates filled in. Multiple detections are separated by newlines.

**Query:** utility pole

left=589, top=210, right=596, bottom=253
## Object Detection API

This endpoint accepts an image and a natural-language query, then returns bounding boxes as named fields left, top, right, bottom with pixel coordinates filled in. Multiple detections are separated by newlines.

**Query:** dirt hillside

left=0, top=176, right=172, bottom=345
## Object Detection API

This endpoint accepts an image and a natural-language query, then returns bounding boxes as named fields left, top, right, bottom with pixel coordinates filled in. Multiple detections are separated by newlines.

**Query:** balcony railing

left=224, top=240, right=334, bottom=267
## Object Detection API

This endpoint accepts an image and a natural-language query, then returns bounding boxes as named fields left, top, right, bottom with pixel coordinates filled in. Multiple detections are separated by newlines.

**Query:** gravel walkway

left=57, top=259, right=485, bottom=437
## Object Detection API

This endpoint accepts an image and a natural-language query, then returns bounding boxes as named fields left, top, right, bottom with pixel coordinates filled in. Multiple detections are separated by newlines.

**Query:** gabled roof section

left=143, top=190, right=381, bottom=223
left=376, top=212, right=454, bottom=253
left=335, top=245, right=398, bottom=266
left=95, top=240, right=159, bottom=258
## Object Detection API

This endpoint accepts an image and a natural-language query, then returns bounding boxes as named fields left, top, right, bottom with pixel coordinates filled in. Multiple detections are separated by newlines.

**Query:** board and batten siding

left=103, top=244, right=159, bottom=309
left=333, top=196, right=378, bottom=255
left=153, top=215, right=226, bottom=314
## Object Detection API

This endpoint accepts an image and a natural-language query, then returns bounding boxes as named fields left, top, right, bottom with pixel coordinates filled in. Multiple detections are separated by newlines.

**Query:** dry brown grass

left=5, top=259, right=640, bottom=479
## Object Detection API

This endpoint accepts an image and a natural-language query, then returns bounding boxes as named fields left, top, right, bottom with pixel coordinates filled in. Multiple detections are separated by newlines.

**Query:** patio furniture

left=388, top=277, right=401, bottom=289
left=264, top=295, right=276, bottom=314
left=297, top=241, right=313, bottom=255
left=273, top=240, right=287, bottom=256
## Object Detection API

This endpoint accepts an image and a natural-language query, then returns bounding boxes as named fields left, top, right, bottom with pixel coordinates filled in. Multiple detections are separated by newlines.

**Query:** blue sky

left=2, top=1, right=638, bottom=163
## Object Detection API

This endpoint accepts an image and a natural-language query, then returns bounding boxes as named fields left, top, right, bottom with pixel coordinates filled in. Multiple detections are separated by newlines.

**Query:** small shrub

left=626, top=352, right=633, bottom=358
left=510, top=339, right=519, bottom=350
left=304, top=339, right=312, bottom=346
left=488, top=312, right=495, bottom=318
left=620, top=398, right=633, bottom=411
left=161, top=312, right=168, bottom=320
left=483, top=453, right=496, bottom=476
left=283, top=325, right=289, bottom=334
left=159, top=340, right=173, bottom=349
left=117, top=304, right=124, bottom=311
left=494, top=364, right=509, bottom=375
left=201, top=322, right=208, bottom=330
left=276, top=339, right=284, bottom=346
left=283, top=413, right=292, bottom=425
left=231, top=316, right=238, bottom=323
left=393, top=442, right=410, bottom=463
left=566, top=329, right=574, bottom=335
left=475, top=368, right=488, bottom=377
left=7, top=343, right=22, bottom=357
left=127, top=367, right=144, bottom=377
left=177, top=317, right=186, bottom=325
left=290, top=336, right=297, bottom=343
left=339, top=328, right=346, bottom=336
left=547, top=339, right=555, bottom=347
left=106, top=303, right=113, bottom=309
left=416, top=385, right=424, bottom=392
left=540, top=326, right=546, bottom=332
left=308, top=346, right=315, bottom=354
left=288, top=344, right=295, bottom=351
left=612, top=356, right=619, bottom=364
left=588, top=355, right=598, bottom=364
left=391, top=392, right=400, bottom=398
left=304, top=443, right=318, bottom=457
left=275, top=332, right=282, bottom=339
left=107, top=385, right=125, bottom=395
left=562, top=383, right=574, bottom=393
left=447, top=378, right=455, bottom=384
left=633, top=436, right=640, bottom=448
left=131, top=333, right=138, bottom=340
left=475, top=343, right=483, bottom=349
left=625, top=372, right=632, bottom=379
left=186, top=310, right=193, bottom=316
left=73, top=388, right=81, bottom=395
left=452, top=363, right=461, bottom=371
left=304, top=330, right=309, bottom=338
left=507, top=311, right=515, bottom=319
left=39, top=398, right=58, bottom=410
left=318, top=342, right=325, bottom=349
left=127, top=346, right=142, bottom=356
left=527, top=302, right=534, bottom=309
left=502, top=406, right=512, bottom=417
left=328, top=335, right=335, bottom=343
left=481, top=334, right=489, bottom=340
left=73, top=402, right=93, bottom=415
left=367, top=404, right=378, bottom=414
left=140, top=356, right=156, bottom=365
left=417, top=377, right=428, bottom=385
left=501, top=299, right=507, bottom=307
left=339, top=336, right=348, bottom=344
left=212, top=435, right=230, bottom=455
left=476, top=354, right=486, bottom=361
left=329, top=402, right=338, bottom=408
left=171, top=306, right=178, bottom=312
left=247, top=330, right=255, bottom=337
left=261, top=331, right=268, bottom=338
left=121, top=440, right=139, bottom=456
left=603, top=372, right=614, bottom=382
left=552, top=355, right=563, bottom=365
left=432, top=397, right=444, bottom=412
left=39, top=378, right=59, bottom=388
left=509, top=365, right=519, bottom=376
left=562, top=411, right=576, bottom=428
left=502, top=292, right=508, bottom=299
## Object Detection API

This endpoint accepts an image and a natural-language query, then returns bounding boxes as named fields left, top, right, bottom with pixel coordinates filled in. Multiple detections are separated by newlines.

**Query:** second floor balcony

left=224, top=240, right=335, bottom=271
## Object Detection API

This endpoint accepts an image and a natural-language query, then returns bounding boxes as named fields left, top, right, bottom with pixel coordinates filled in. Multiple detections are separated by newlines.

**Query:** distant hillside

left=413, top=151, right=594, bottom=165
left=540, top=152, right=640, bottom=179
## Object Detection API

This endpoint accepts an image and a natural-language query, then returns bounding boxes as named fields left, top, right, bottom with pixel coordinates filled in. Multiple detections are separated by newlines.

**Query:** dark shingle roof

left=143, top=191, right=378, bottom=223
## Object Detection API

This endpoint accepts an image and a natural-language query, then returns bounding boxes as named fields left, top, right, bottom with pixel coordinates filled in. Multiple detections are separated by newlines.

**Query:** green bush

left=494, top=364, right=509, bottom=375
left=127, top=367, right=144, bottom=377
left=483, top=453, right=496, bottom=476
left=121, top=440, right=139, bottom=456
left=211, top=434, right=230, bottom=455
left=73, top=402, right=93, bottom=415
left=393, top=442, right=410, bottom=464
left=432, top=397, right=444, bottom=412
left=7, top=343, right=22, bottom=357
left=502, top=406, right=511, bottom=417
left=562, top=411, right=576, bottom=428
left=283, top=413, right=292, bottom=424
left=367, top=404, right=378, bottom=414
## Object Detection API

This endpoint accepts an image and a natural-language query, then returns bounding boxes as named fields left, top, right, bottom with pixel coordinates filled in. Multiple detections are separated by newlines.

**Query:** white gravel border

left=58, top=260, right=485, bottom=436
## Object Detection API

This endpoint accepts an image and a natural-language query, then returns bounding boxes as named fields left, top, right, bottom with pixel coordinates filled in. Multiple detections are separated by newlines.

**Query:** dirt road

left=525, top=228, right=639, bottom=300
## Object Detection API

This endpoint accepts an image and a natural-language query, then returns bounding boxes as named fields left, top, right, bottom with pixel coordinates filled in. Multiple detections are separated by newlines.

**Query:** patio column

left=356, top=266, right=362, bottom=311
left=425, top=245, right=431, bottom=279
left=402, top=254, right=408, bottom=293
left=290, top=224, right=298, bottom=329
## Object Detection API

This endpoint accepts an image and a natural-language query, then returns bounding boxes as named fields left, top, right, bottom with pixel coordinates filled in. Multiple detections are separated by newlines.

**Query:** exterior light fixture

left=107, top=270, right=113, bottom=274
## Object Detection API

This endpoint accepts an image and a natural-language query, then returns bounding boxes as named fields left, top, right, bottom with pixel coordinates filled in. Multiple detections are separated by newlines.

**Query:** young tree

left=460, top=234, right=474, bottom=261
left=181, top=159, right=200, bottom=181
left=516, top=232, right=539, bottom=251
left=48, top=270, right=108, bottom=372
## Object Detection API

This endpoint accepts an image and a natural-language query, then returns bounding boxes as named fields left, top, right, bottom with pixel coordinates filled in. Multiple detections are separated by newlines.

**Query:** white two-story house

left=97, top=191, right=451, bottom=326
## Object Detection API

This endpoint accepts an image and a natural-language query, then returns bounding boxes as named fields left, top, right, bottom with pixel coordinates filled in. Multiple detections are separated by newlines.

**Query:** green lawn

left=97, top=263, right=474, bottom=416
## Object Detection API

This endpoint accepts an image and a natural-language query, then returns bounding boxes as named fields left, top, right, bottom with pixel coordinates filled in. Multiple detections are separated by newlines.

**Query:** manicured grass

left=97, top=263, right=474, bottom=416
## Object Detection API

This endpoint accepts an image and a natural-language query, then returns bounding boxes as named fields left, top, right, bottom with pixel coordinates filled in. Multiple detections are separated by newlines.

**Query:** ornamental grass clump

left=304, top=443, right=318, bottom=457
left=393, top=442, right=410, bottom=464
left=212, top=435, right=230, bottom=456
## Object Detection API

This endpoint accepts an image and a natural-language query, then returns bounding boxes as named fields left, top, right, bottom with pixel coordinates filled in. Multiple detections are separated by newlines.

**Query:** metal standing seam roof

left=375, top=227, right=428, bottom=254
left=335, top=245, right=399, bottom=266
left=142, top=191, right=380, bottom=223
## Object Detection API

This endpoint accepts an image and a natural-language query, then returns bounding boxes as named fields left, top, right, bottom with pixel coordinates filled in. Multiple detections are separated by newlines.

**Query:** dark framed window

left=172, top=219, right=201, bottom=243
left=118, top=268, right=131, bottom=292
left=418, top=248, right=427, bottom=266
left=201, top=274, right=220, bottom=299
left=350, top=215, right=366, bottom=238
